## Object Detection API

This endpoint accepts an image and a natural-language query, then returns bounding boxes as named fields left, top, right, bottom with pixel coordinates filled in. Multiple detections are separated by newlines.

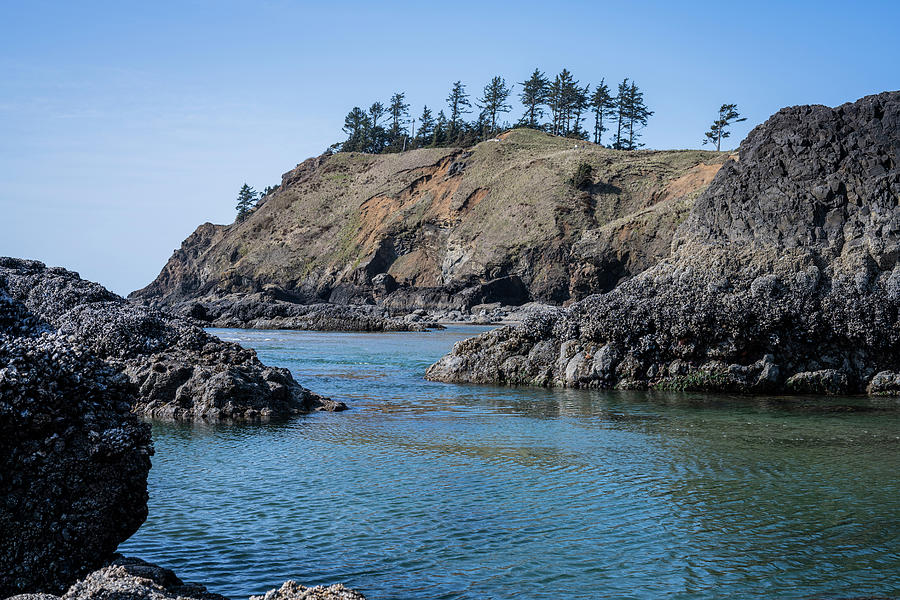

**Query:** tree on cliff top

left=446, top=81, right=472, bottom=142
left=703, top=103, right=746, bottom=151
left=235, top=183, right=257, bottom=222
left=518, top=68, right=549, bottom=129
left=477, top=76, right=512, bottom=136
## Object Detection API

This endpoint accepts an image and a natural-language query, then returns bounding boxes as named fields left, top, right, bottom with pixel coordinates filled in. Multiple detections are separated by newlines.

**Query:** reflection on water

left=120, top=326, right=900, bottom=600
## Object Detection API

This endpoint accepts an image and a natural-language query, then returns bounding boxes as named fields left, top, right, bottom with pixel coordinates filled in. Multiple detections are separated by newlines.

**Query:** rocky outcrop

left=0, top=258, right=344, bottom=420
left=4, top=556, right=367, bottom=600
left=169, top=292, right=442, bottom=331
left=131, top=130, right=727, bottom=312
left=427, top=91, right=900, bottom=396
left=0, top=289, right=153, bottom=596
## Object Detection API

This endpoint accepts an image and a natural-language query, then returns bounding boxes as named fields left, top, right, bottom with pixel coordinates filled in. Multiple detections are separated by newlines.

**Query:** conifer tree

left=613, top=78, right=629, bottom=150
left=386, top=92, right=410, bottom=151
left=518, top=68, right=549, bottom=129
left=432, top=110, right=448, bottom=147
left=623, top=82, right=652, bottom=150
left=235, top=183, right=257, bottom=222
left=341, top=106, right=371, bottom=152
left=703, top=103, right=746, bottom=151
left=368, top=102, right=386, bottom=152
left=590, top=79, right=613, bottom=145
left=446, top=81, right=472, bottom=142
left=477, top=76, right=512, bottom=136
left=568, top=84, right=590, bottom=139
left=417, top=105, right=435, bottom=147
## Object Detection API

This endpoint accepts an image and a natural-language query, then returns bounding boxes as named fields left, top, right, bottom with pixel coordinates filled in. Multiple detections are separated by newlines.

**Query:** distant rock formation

left=427, top=91, right=900, bottom=396
left=0, top=288, right=153, bottom=596
left=131, top=130, right=727, bottom=317
left=0, top=258, right=344, bottom=420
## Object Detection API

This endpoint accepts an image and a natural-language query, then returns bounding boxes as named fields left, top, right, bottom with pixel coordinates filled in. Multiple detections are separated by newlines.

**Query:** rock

left=867, top=371, right=900, bottom=396
left=249, top=580, right=367, bottom=600
left=171, top=292, right=440, bottom=332
left=0, top=258, right=343, bottom=420
left=0, top=289, right=153, bottom=596
left=427, top=92, right=900, bottom=396
left=786, top=369, right=849, bottom=395
left=3, top=556, right=367, bottom=600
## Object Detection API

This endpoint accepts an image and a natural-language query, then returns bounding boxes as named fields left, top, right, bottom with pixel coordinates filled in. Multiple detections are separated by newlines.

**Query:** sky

left=1, top=0, right=898, bottom=295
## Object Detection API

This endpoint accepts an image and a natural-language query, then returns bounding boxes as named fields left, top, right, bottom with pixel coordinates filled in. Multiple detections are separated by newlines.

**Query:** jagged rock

left=0, top=258, right=343, bottom=420
left=3, top=557, right=367, bottom=600
left=249, top=580, right=366, bottom=600
left=427, top=92, right=900, bottom=396
left=169, top=293, right=441, bottom=332
left=0, top=289, right=153, bottom=596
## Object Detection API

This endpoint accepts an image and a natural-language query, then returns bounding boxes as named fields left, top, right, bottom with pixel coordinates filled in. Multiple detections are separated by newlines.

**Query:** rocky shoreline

left=427, top=91, right=900, bottom=397
left=167, top=290, right=560, bottom=331
left=0, top=258, right=344, bottom=420
left=5, top=556, right=366, bottom=600
left=1, top=270, right=365, bottom=598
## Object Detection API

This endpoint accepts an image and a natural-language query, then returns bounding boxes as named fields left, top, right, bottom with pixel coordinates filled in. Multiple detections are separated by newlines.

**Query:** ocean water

left=120, top=326, right=900, bottom=600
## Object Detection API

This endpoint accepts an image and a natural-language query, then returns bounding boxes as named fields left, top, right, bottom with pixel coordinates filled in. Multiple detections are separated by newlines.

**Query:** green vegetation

left=703, top=104, right=747, bottom=151
left=235, top=183, right=257, bottom=222
left=571, top=162, right=593, bottom=189
left=334, top=68, right=660, bottom=154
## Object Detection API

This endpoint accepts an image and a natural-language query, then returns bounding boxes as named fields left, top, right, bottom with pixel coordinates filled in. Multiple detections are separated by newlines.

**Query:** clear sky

left=1, top=0, right=898, bottom=295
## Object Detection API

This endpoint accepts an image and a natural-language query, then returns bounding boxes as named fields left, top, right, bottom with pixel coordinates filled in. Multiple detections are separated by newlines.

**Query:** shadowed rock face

left=0, top=289, right=153, bottom=596
left=0, top=258, right=344, bottom=420
left=427, top=91, right=900, bottom=396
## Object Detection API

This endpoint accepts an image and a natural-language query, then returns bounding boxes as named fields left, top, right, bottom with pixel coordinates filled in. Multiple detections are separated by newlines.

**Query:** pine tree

left=477, top=76, right=512, bottom=136
left=518, top=68, right=549, bottom=129
left=613, top=78, right=629, bottom=150
left=432, top=110, right=448, bottom=147
left=417, top=105, right=435, bottom=147
left=386, top=92, right=410, bottom=151
left=568, top=84, right=590, bottom=140
left=623, top=82, right=653, bottom=150
left=235, top=183, right=257, bottom=222
left=590, top=79, right=613, bottom=145
left=341, top=106, right=370, bottom=152
left=446, top=81, right=471, bottom=143
left=703, top=103, right=746, bottom=151
left=368, top=102, right=386, bottom=153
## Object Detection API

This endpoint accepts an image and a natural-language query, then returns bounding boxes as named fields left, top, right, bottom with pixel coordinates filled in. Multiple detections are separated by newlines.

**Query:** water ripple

left=120, top=327, right=900, bottom=600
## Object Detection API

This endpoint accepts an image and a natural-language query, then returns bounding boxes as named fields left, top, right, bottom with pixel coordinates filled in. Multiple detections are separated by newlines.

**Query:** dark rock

left=0, top=288, right=153, bottom=596
left=0, top=258, right=343, bottom=420
left=427, top=91, right=900, bottom=396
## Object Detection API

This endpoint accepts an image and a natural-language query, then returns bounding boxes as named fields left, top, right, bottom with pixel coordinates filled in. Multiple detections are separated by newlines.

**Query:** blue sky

left=1, top=0, right=898, bottom=295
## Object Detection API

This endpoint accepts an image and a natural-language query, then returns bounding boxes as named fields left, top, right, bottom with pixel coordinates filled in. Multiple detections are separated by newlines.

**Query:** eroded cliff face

left=426, top=91, right=900, bottom=396
left=131, top=129, right=727, bottom=310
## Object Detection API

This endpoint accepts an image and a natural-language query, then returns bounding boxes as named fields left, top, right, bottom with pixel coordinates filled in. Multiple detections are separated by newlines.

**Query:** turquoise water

left=120, top=326, right=900, bottom=600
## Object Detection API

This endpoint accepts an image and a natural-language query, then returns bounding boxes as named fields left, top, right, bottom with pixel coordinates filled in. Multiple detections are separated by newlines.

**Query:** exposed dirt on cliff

left=132, top=130, right=728, bottom=310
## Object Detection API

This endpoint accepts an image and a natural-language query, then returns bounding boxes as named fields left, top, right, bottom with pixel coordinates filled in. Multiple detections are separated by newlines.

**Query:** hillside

left=132, top=129, right=727, bottom=311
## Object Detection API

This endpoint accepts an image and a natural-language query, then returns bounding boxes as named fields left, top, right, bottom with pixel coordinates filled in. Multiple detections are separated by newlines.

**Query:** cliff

left=426, top=91, right=900, bottom=396
left=131, top=129, right=727, bottom=312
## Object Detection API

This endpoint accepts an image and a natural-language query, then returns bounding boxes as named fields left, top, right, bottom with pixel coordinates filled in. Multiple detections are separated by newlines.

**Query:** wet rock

left=4, top=556, right=367, bottom=600
left=0, top=289, right=153, bottom=596
left=249, top=580, right=367, bottom=600
left=0, top=258, right=342, bottom=420
left=786, top=369, right=849, bottom=395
